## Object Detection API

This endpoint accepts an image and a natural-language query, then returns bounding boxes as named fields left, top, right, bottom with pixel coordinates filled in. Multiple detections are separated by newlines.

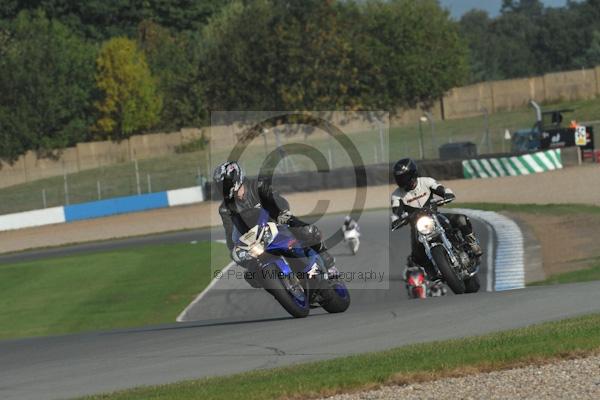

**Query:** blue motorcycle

left=233, top=208, right=351, bottom=318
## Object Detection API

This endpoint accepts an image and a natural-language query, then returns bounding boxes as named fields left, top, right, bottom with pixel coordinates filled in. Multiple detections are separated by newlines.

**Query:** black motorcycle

left=392, top=198, right=481, bottom=294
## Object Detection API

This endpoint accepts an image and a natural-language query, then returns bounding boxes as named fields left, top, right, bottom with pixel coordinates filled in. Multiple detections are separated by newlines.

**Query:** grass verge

left=82, top=313, right=600, bottom=400
left=530, top=258, right=600, bottom=286
left=0, top=241, right=229, bottom=340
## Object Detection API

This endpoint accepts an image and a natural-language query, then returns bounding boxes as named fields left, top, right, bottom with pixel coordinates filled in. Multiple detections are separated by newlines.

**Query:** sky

left=440, top=0, right=571, bottom=18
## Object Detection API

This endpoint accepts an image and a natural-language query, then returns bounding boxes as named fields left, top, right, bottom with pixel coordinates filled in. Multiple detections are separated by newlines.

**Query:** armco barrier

left=462, top=149, right=563, bottom=179
left=0, top=186, right=205, bottom=232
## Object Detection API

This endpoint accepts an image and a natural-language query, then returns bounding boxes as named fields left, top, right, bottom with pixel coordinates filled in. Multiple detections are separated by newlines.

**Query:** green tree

left=137, top=20, right=205, bottom=129
left=459, top=0, right=600, bottom=82
left=94, top=37, right=162, bottom=140
left=350, top=0, right=468, bottom=110
left=0, top=10, right=96, bottom=163
left=0, top=0, right=231, bottom=40
left=199, top=0, right=467, bottom=115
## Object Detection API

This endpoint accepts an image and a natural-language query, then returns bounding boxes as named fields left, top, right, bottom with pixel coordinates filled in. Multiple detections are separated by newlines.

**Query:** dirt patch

left=507, top=212, right=600, bottom=277
left=445, top=164, right=600, bottom=206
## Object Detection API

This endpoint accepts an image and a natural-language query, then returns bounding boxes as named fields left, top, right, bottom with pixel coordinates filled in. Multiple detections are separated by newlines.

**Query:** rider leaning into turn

left=390, top=158, right=482, bottom=279
left=214, top=161, right=338, bottom=287
left=342, top=216, right=359, bottom=232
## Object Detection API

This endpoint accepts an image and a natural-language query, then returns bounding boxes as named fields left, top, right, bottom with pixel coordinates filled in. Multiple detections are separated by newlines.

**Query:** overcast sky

left=440, top=0, right=571, bottom=18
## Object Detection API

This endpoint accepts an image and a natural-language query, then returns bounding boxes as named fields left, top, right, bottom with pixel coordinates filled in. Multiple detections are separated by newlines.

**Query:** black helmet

left=393, top=158, right=418, bottom=190
left=213, top=161, right=245, bottom=200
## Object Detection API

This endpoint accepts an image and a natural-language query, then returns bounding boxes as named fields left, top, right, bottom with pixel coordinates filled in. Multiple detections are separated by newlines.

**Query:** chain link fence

left=1, top=106, right=579, bottom=215
left=0, top=155, right=210, bottom=215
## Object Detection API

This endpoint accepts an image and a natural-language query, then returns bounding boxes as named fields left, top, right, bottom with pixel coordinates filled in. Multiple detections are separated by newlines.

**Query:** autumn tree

left=94, top=37, right=162, bottom=140
left=137, top=20, right=205, bottom=130
left=0, top=10, right=96, bottom=163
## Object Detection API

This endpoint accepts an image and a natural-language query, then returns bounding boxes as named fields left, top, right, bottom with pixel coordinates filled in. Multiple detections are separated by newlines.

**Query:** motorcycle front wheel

left=431, top=246, right=466, bottom=294
left=464, top=274, right=481, bottom=293
left=261, top=264, right=310, bottom=318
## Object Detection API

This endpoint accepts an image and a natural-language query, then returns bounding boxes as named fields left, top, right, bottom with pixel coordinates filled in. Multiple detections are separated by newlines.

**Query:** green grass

left=0, top=242, right=229, bottom=340
left=451, top=202, right=600, bottom=216
left=3, top=96, right=600, bottom=215
left=82, top=313, right=600, bottom=400
left=530, top=258, right=600, bottom=286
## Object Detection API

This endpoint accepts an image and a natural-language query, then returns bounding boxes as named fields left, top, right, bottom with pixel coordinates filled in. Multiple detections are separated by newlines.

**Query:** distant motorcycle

left=393, top=198, right=481, bottom=294
left=233, top=208, right=351, bottom=318
left=343, top=226, right=360, bottom=255
left=404, top=266, right=427, bottom=299
left=404, top=265, right=448, bottom=299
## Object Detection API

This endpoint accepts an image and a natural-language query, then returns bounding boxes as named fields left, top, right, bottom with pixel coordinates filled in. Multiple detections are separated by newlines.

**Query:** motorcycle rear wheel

left=431, top=246, right=466, bottom=294
left=319, top=280, right=351, bottom=313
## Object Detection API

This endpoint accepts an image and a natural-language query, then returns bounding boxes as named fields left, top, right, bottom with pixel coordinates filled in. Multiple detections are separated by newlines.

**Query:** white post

left=42, top=189, right=47, bottom=208
left=147, top=174, right=152, bottom=193
left=134, top=159, right=141, bottom=195
left=418, top=119, right=425, bottom=160
left=63, top=171, right=69, bottom=205
left=97, top=180, right=102, bottom=200
left=378, top=119, right=385, bottom=163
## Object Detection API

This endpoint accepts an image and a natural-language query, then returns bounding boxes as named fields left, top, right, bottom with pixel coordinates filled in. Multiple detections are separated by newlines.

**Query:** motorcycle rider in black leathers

left=214, top=161, right=338, bottom=288
left=390, top=158, right=482, bottom=282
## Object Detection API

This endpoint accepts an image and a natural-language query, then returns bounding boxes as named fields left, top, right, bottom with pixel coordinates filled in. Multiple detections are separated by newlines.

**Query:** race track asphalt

left=1, top=210, right=599, bottom=400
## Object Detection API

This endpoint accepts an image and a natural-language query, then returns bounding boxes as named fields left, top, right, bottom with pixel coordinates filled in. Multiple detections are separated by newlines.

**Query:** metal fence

left=0, top=157, right=209, bottom=215
left=2, top=108, right=592, bottom=215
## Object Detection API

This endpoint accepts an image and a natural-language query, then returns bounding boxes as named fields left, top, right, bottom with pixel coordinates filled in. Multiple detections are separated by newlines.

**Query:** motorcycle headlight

left=262, top=226, right=274, bottom=245
left=416, top=216, right=435, bottom=235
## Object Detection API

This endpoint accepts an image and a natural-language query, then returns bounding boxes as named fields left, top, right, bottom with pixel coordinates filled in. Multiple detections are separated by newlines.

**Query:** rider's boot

left=465, top=233, right=483, bottom=257
left=320, top=250, right=340, bottom=279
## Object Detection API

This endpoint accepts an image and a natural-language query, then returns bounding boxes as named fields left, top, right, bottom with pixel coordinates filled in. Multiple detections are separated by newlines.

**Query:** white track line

left=176, top=258, right=235, bottom=322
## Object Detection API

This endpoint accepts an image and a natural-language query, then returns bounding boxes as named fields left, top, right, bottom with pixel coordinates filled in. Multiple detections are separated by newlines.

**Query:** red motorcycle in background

left=404, top=266, right=448, bottom=299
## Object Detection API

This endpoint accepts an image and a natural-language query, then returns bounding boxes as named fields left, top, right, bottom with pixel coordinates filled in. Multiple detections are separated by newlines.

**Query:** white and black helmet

left=213, top=161, right=245, bottom=199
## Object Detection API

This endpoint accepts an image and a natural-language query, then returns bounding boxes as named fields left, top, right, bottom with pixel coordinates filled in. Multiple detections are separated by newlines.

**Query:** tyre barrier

left=463, top=149, right=563, bottom=179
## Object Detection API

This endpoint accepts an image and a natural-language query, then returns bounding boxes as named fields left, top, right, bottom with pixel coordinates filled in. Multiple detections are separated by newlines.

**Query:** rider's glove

left=392, top=214, right=408, bottom=230
left=277, top=210, right=293, bottom=225
left=444, top=192, right=456, bottom=200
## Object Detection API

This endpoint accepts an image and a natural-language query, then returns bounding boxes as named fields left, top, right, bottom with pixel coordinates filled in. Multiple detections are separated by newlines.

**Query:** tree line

left=459, top=0, right=600, bottom=82
left=1, top=0, right=598, bottom=163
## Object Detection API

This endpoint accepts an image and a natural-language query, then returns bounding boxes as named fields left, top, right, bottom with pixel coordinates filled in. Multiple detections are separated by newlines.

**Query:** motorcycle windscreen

left=234, top=207, right=269, bottom=235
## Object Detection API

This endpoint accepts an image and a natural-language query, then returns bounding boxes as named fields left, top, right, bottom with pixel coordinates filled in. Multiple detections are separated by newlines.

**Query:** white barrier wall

left=166, top=187, right=205, bottom=207
left=0, top=186, right=206, bottom=232
left=0, top=207, right=66, bottom=231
